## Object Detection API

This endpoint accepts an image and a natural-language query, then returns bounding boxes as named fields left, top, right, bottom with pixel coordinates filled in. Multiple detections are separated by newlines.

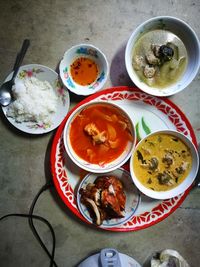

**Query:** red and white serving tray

left=50, top=87, right=197, bottom=232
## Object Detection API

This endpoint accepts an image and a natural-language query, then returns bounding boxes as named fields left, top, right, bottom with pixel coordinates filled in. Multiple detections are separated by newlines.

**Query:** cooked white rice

left=7, top=77, right=58, bottom=124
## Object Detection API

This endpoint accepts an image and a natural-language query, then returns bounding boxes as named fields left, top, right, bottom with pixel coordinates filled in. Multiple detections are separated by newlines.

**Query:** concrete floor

left=0, top=0, right=200, bottom=266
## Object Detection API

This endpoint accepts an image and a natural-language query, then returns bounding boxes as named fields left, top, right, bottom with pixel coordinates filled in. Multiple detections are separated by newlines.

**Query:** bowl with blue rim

left=59, top=44, right=109, bottom=96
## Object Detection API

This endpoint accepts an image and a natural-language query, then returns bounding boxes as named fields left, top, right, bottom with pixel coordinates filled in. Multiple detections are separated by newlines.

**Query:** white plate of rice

left=1, top=64, right=70, bottom=134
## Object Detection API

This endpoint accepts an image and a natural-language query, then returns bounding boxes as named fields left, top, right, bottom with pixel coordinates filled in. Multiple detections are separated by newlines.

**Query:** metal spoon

left=0, top=39, right=30, bottom=106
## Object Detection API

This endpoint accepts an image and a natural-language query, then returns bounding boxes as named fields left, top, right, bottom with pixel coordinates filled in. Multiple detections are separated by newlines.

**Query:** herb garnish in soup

left=133, top=133, right=192, bottom=191
left=69, top=104, right=133, bottom=165
left=132, top=29, right=188, bottom=88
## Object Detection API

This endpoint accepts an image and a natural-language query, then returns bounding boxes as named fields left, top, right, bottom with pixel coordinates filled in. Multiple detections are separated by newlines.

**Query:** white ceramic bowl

left=125, top=16, right=200, bottom=96
left=130, top=130, right=199, bottom=199
left=59, top=44, right=109, bottom=95
left=76, top=168, right=140, bottom=228
left=63, top=101, right=136, bottom=173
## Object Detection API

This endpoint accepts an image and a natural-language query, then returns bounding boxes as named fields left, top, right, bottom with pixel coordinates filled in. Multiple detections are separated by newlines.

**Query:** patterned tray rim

left=50, top=86, right=197, bottom=232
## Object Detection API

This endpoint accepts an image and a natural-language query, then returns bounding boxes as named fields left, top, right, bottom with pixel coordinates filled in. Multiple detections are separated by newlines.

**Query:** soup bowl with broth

left=130, top=130, right=199, bottom=199
left=125, top=16, right=200, bottom=96
left=64, top=101, right=136, bottom=173
left=59, top=44, right=109, bottom=95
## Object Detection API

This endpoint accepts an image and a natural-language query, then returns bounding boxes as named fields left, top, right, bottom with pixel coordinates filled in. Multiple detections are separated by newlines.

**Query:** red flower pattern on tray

left=51, top=87, right=196, bottom=231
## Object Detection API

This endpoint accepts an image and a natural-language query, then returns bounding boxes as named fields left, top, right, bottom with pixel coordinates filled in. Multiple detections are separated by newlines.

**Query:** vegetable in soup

left=132, top=29, right=188, bottom=88
left=70, top=57, right=99, bottom=86
left=133, top=133, right=192, bottom=191
left=69, top=104, right=134, bottom=165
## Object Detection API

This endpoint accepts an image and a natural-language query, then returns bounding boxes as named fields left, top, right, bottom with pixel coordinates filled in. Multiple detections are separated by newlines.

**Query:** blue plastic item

left=78, top=248, right=141, bottom=267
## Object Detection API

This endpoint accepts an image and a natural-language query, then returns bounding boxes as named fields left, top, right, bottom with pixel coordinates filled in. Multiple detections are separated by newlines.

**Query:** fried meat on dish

left=79, top=176, right=126, bottom=225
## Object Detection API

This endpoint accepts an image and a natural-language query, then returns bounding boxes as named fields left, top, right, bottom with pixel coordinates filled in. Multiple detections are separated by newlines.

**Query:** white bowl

left=63, top=101, right=136, bottom=173
left=129, top=130, right=199, bottom=199
left=76, top=168, right=140, bottom=228
left=125, top=16, right=200, bottom=96
left=59, top=44, right=109, bottom=95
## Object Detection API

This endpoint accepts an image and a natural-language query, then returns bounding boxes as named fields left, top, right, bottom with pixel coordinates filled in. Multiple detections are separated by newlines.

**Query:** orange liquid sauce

left=70, top=57, right=99, bottom=86
left=69, top=104, right=133, bottom=165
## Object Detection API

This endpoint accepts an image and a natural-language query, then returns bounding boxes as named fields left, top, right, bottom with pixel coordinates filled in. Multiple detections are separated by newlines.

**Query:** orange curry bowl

left=63, top=101, right=136, bottom=173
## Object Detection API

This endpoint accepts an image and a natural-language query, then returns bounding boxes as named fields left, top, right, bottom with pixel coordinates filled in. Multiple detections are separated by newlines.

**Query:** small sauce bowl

left=59, top=44, right=109, bottom=96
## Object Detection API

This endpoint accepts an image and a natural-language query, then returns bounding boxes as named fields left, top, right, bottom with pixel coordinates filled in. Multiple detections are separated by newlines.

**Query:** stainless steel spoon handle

left=11, top=39, right=30, bottom=82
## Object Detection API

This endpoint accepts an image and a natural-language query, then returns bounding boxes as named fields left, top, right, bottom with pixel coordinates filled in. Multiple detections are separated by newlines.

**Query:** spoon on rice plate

left=0, top=39, right=30, bottom=107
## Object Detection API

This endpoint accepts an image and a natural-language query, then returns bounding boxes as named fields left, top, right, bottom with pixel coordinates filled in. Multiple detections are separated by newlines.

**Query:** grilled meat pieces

left=80, top=175, right=126, bottom=225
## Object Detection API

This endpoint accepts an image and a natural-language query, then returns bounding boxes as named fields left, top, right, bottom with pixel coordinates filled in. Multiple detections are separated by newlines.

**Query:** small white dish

left=1, top=64, right=70, bottom=134
left=59, top=44, right=109, bottom=96
left=125, top=16, right=200, bottom=96
left=130, top=130, right=199, bottom=199
left=63, top=101, right=136, bottom=173
left=76, top=168, right=140, bottom=228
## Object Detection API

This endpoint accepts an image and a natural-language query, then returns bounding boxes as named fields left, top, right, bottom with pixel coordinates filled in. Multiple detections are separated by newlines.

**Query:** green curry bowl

left=125, top=16, right=200, bottom=97
left=129, top=130, right=199, bottom=200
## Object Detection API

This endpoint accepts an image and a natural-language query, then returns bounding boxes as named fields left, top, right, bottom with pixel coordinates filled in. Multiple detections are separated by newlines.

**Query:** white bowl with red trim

left=63, top=101, right=136, bottom=173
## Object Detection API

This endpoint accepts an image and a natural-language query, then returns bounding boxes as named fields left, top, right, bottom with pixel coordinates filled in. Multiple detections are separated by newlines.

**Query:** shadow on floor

left=109, top=41, right=135, bottom=88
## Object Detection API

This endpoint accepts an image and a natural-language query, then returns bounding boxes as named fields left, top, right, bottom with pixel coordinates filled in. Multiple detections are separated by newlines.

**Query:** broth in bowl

left=125, top=16, right=200, bottom=97
left=131, top=132, right=193, bottom=192
left=69, top=103, right=134, bottom=165
left=70, top=57, right=99, bottom=86
left=130, top=130, right=199, bottom=199
left=64, top=101, right=136, bottom=173
left=132, top=29, right=188, bottom=88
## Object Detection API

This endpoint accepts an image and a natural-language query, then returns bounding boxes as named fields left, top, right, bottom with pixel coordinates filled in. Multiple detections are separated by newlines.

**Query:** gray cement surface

left=0, top=0, right=200, bottom=266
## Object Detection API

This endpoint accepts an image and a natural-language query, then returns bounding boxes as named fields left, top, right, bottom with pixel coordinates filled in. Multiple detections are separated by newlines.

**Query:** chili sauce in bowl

left=70, top=57, right=99, bottom=86
left=59, top=44, right=109, bottom=96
